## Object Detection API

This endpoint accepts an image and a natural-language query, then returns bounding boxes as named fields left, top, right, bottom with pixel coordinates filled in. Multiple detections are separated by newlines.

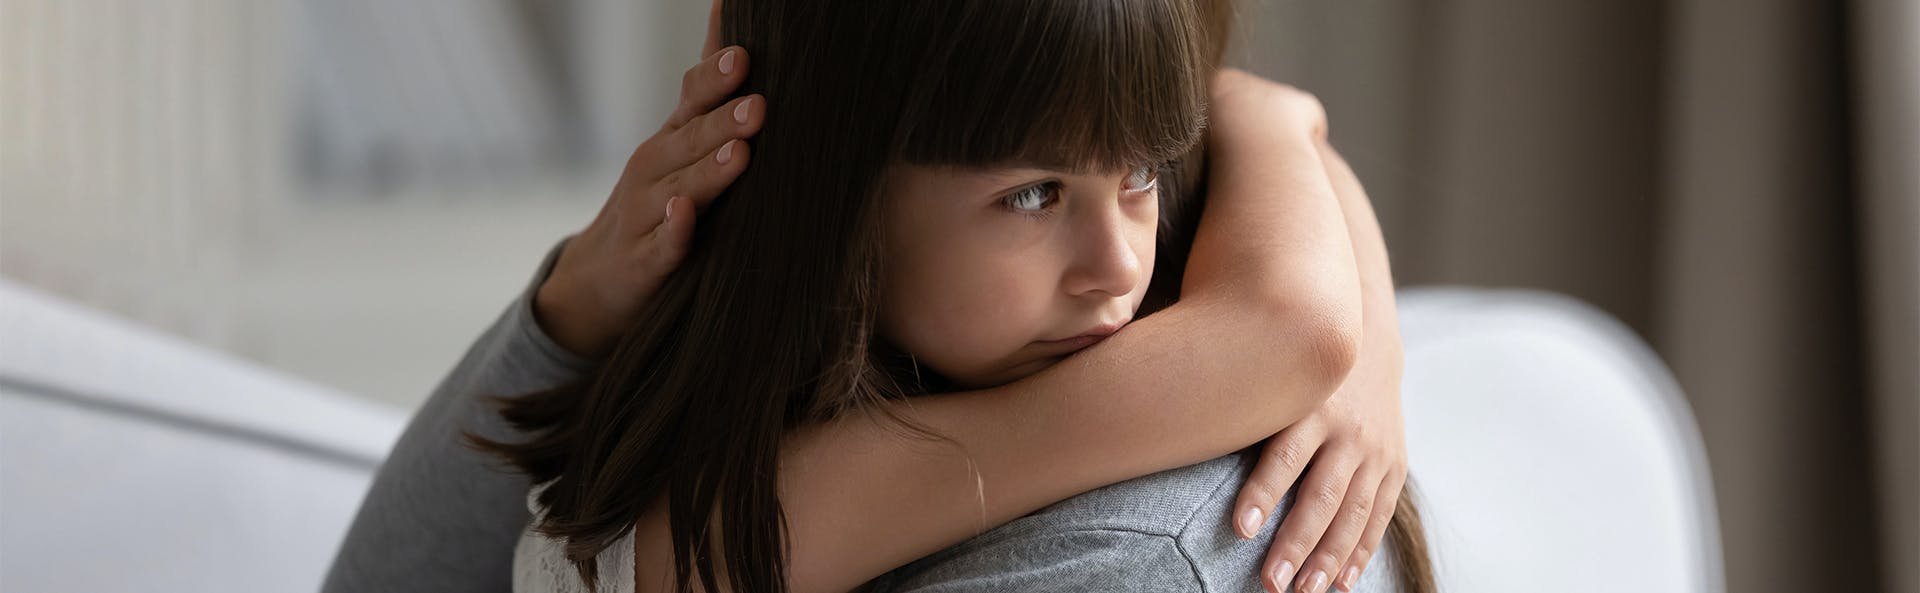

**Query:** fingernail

left=1237, top=506, right=1263, bottom=538
left=1270, top=561, right=1295, bottom=592
left=1340, top=566, right=1359, bottom=590
left=733, top=98, right=752, bottom=124
left=664, top=196, right=677, bottom=223
left=717, top=49, right=736, bottom=75
left=716, top=140, right=735, bottom=164
left=1300, top=569, right=1328, bottom=593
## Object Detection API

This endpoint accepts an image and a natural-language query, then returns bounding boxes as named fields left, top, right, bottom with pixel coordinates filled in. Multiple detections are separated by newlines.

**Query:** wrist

left=533, top=269, right=607, bottom=359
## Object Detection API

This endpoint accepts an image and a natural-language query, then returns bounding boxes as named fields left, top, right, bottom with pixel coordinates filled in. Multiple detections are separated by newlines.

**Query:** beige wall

left=1, top=0, right=280, bottom=347
left=1854, top=1, right=1920, bottom=590
left=0, top=0, right=603, bottom=405
left=1235, top=1, right=1912, bottom=592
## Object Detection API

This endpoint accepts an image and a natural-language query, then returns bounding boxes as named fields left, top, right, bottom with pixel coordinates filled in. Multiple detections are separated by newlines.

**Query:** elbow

left=1265, top=292, right=1362, bottom=401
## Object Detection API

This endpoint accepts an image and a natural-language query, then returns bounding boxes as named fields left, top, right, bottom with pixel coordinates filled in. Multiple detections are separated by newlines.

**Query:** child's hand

left=1237, top=134, right=1408, bottom=592
left=1237, top=320, right=1406, bottom=593
left=535, top=0, right=760, bottom=358
left=1209, top=70, right=1408, bottom=593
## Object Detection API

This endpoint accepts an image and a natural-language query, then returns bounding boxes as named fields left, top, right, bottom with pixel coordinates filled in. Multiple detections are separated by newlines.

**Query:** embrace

left=325, top=1, right=1436, bottom=592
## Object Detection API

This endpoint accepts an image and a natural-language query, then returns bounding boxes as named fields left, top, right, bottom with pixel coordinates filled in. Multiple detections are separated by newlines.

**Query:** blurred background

left=1, top=1, right=1913, bottom=592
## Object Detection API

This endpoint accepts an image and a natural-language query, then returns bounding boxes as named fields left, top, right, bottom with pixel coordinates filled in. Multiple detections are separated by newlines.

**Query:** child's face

left=877, top=162, right=1162, bottom=389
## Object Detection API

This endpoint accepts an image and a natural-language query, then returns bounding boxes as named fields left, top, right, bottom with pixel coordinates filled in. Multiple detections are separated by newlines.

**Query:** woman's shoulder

left=872, top=450, right=1408, bottom=592
left=869, top=450, right=1258, bottom=591
left=1031, top=448, right=1263, bottom=538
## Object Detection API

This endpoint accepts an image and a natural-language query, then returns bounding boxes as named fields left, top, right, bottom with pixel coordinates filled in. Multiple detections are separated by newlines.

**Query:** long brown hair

left=468, top=1, right=1434, bottom=592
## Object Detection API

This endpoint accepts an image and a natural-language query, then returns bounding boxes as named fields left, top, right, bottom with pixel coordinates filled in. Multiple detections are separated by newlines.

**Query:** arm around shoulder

left=321, top=234, right=597, bottom=593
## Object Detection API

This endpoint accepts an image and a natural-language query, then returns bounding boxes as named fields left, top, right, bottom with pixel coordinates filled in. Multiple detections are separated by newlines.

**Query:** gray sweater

left=866, top=450, right=1403, bottom=593
left=322, top=238, right=1403, bottom=593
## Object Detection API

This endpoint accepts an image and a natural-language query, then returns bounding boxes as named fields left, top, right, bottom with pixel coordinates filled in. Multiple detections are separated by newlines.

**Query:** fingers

left=1260, top=450, right=1359, bottom=593
left=653, top=137, right=751, bottom=211
left=665, top=45, right=751, bottom=132
left=1297, top=462, right=1386, bottom=593
left=1337, top=469, right=1406, bottom=591
left=1235, top=424, right=1325, bottom=539
left=615, top=43, right=759, bottom=234
left=701, top=0, right=723, bottom=59
left=644, top=196, right=697, bottom=281
left=641, top=92, right=763, bottom=184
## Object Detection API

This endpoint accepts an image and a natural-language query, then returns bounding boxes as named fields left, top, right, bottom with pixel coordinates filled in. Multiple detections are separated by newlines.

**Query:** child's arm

left=637, top=69, right=1364, bottom=593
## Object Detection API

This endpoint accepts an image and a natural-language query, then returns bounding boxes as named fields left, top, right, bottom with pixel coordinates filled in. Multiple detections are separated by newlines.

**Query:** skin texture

left=877, top=164, right=1163, bottom=389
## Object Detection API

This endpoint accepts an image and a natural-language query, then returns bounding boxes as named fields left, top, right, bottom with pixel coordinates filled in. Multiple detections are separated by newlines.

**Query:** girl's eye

left=1124, top=165, right=1160, bottom=193
left=999, top=182, right=1060, bottom=218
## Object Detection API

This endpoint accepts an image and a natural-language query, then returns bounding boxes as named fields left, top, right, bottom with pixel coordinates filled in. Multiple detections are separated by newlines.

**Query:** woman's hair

left=468, top=1, right=1435, bottom=592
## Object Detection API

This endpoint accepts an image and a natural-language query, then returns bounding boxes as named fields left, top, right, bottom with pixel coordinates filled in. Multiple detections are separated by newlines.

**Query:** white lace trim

left=513, top=481, right=636, bottom=593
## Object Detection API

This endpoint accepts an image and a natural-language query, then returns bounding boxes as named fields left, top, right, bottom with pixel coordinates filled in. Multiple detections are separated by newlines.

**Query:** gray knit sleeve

left=321, top=235, right=596, bottom=593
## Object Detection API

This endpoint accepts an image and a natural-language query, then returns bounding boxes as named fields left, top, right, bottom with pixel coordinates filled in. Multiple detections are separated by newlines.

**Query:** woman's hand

left=1209, top=70, right=1410, bottom=593
left=534, top=0, right=762, bottom=358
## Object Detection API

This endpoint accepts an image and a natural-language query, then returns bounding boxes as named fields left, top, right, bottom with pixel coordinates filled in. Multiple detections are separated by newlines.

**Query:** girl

left=329, top=1, right=1430, bottom=593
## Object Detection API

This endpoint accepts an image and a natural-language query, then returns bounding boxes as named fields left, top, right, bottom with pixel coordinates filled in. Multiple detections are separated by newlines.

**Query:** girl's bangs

left=891, top=0, right=1210, bottom=174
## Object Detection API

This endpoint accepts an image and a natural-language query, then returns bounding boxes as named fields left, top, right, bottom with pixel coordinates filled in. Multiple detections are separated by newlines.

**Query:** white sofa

left=0, top=279, right=1723, bottom=592
left=0, top=280, right=407, bottom=592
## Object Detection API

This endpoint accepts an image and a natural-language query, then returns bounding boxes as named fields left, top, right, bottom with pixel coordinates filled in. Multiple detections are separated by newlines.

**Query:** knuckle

left=1345, top=547, right=1371, bottom=570
left=1366, top=508, right=1393, bottom=532
left=1281, top=536, right=1317, bottom=560
left=642, top=250, right=679, bottom=279
left=1347, top=419, right=1372, bottom=441
left=1307, top=482, right=1344, bottom=512
left=1342, top=495, right=1374, bottom=524
left=1264, top=437, right=1312, bottom=470
left=707, top=100, right=741, bottom=135
left=675, top=126, right=708, bottom=163
left=646, top=230, right=686, bottom=267
left=1311, top=550, right=1345, bottom=571
left=627, top=141, right=657, bottom=172
left=681, top=63, right=703, bottom=96
left=1244, top=482, right=1281, bottom=509
left=656, top=169, right=686, bottom=199
left=653, top=231, right=687, bottom=259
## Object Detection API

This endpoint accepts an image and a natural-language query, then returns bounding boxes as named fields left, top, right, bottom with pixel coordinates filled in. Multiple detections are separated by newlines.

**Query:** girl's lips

left=1041, top=320, right=1127, bottom=344
left=1035, top=320, right=1126, bottom=353
left=1036, top=333, right=1109, bottom=352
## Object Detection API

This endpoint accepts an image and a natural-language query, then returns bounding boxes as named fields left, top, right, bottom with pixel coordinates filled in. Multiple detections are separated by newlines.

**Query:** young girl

left=328, top=1, right=1431, bottom=593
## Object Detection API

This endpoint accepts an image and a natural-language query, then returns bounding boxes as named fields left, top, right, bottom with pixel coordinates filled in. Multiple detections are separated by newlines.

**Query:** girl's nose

left=1060, top=199, right=1145, bottom=298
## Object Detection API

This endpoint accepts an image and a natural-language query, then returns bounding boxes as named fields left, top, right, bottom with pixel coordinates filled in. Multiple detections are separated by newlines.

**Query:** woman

left=325, top=1, right=1428, bottom=593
